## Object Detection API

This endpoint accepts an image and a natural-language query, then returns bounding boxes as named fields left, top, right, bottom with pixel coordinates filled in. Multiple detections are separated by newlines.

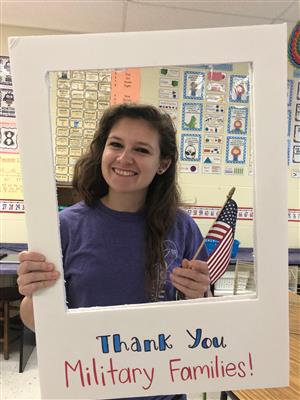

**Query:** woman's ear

left=157, top=159, right=171, bottom=175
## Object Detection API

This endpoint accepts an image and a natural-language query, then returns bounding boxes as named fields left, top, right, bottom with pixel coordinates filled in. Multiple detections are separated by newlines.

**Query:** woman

left=17, top=104, right=210, bottom=399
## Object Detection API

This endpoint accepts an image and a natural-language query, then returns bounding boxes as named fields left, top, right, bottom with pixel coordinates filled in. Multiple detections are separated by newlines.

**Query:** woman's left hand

left=170, top=258, right=210, bottom=299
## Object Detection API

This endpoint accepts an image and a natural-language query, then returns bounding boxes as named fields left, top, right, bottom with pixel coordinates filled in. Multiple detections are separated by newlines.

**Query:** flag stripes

left=206, top=221, right=230, bottom=242
left=208, top=227, right=234, bottom=284
left=204, top=197, right=238, bottom=285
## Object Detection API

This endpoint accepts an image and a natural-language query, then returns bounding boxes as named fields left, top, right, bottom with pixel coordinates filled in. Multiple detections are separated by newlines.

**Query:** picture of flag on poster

left=206, top=198, right=238, bottom=284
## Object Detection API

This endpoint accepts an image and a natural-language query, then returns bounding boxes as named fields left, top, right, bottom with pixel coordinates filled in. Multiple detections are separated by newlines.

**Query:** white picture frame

left=9, top=24, right=288, bottom=399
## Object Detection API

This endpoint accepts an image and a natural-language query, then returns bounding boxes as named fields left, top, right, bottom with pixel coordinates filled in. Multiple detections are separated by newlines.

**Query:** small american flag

left=206, top=198, right=238, bottom=284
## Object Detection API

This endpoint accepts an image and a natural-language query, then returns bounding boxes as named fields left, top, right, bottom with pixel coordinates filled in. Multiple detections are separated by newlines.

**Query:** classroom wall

left=47, top=62, right=299, bottom=249
left=0, top=25, right=70, bottom=243
left=1, top=24, right=299, bottom=248
left=140, top=64, right=298, bottom=248
left=139, top=65, right=254, bottom=247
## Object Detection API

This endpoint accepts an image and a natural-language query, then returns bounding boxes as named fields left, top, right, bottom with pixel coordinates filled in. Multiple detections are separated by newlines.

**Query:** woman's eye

left=109, top=142, right=122, bottom=148
left=135, top=147, right=150, bottom=154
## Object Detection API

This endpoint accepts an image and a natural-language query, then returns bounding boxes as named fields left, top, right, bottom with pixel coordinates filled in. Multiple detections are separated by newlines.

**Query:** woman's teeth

left=113, top=168, right=136, bottom=176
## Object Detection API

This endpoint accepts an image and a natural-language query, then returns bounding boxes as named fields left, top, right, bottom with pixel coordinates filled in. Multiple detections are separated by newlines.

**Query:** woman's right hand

left=17, top=251, right=60, bottom=297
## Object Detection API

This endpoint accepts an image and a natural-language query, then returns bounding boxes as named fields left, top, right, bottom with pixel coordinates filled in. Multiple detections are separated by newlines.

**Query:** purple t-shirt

left=59, top=201, right=207, bottom=309
left=59, top=201, right=207, bottom=400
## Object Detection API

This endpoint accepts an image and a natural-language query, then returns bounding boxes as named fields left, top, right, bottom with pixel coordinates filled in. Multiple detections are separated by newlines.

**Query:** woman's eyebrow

left=107, top=135, right=122, bottom=141
left=108, top=136, right=154, bottom=150
left=134, top=141, right=153, bottom=150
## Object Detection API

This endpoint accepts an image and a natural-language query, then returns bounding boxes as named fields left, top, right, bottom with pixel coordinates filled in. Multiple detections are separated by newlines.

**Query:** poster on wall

left=295, top=104, right=300, bottom=121
left=227, top=106, right=248, bottom=135
left=159, top=68, right=180, bottom=124
left=0, top=87, right=15, bottom=118
left=287, top=79, right=293, bottom=106
left=0, top=126, right=18, bottom=152
left=110, top=68, right=140, bottom=105
left=181, top=103, right=203, bottom=131
left=206, top=80, right=226, bottom=93
left=293, top=145, right=300, bottom=163
left=294, top=125, right=300, bottom=142
left=183, top=71, right=205, bottom=99
left=180, top=133, right=201, bottom=161
left=288, top=109, right=292, bottom=135
left=229, top=75, right=249, bottom=103
left=0, top=56, right=12, bottom=86
left=159, top=100, right=178, bottom=124
left=225, top=136, right=247, bottom=163
left=0, top=154, right=23, bottom=199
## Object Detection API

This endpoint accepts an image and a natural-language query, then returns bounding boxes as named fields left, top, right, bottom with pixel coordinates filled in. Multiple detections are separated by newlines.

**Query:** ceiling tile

left=125, top=1, right=273, bottom=31
left=132, top=0, right=296, bottom=20
left=1, top=0, right=125, bottom=33
left=1, top=0, right=297, bottom=33
left=279, top=1, right=300, bottom=21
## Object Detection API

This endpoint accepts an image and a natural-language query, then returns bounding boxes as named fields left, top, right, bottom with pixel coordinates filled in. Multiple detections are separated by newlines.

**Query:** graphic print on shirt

left=151, top=240, right=178, bottom=302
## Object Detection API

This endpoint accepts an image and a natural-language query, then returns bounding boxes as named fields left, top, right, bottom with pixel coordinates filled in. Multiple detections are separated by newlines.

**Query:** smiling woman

left=101, top=117, right=167, bottom=208
left=17, top=104, right=210, bottom=363
left=65, top=103, right=210, bottom=308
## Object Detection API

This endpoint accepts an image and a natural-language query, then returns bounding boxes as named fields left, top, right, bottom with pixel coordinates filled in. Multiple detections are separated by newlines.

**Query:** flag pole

left=192, top=187, right=236, bottom=260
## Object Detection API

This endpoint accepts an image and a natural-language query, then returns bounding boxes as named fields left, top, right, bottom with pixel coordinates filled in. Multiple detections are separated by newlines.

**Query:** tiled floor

left=1, top=341, right=40, bottom=399
left=1, top=342, right=220, bottom=400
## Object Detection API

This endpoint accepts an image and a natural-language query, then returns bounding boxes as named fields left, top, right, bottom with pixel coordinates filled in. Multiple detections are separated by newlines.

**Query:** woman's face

left=101, top=117, right=167, bottom=199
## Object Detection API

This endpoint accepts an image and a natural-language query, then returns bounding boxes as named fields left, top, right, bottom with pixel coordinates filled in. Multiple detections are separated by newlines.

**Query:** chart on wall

left=49, top=63, right=300, bottom=184
left=288, top=77, right=300, bottom=177
left=158, top=65, right=251, bottom=177
left=1, top=55, right=298, bottom=215
left=0, top=55, right=24, bottom=213
left=50, top=69, right=140, bottom=183
left=50, top=63, right=251, bottom=183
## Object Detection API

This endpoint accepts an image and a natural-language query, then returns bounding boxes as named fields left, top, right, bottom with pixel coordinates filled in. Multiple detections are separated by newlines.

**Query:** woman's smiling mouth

left=113, top=168, right=137, bottom=177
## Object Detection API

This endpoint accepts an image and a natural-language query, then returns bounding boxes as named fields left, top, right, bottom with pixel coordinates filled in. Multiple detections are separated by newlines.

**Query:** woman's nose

left=116, top=149, right=133, bottom=163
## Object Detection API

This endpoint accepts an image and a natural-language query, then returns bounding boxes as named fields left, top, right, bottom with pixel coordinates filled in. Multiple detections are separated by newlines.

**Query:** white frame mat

left=9, top=25, right=288, bottom=399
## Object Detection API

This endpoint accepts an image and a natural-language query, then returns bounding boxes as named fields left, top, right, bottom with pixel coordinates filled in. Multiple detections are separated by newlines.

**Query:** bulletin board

left=50, top=64, right=252, bottom=184
left=48, top=61, right=299, bottom=247
left=9, top=25, right=288, bottom=399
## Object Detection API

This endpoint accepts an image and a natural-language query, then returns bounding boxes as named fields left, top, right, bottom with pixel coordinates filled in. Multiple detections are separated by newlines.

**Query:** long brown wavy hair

left=72, top=103, right=181, bottom=294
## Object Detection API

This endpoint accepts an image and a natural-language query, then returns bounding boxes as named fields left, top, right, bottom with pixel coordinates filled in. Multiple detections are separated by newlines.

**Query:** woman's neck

left=101, top=192, right=146, bottom=213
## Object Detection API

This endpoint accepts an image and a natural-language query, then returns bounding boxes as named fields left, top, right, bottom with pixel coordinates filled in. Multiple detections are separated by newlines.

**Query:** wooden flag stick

left=192, top=187, right=236, bottom=260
